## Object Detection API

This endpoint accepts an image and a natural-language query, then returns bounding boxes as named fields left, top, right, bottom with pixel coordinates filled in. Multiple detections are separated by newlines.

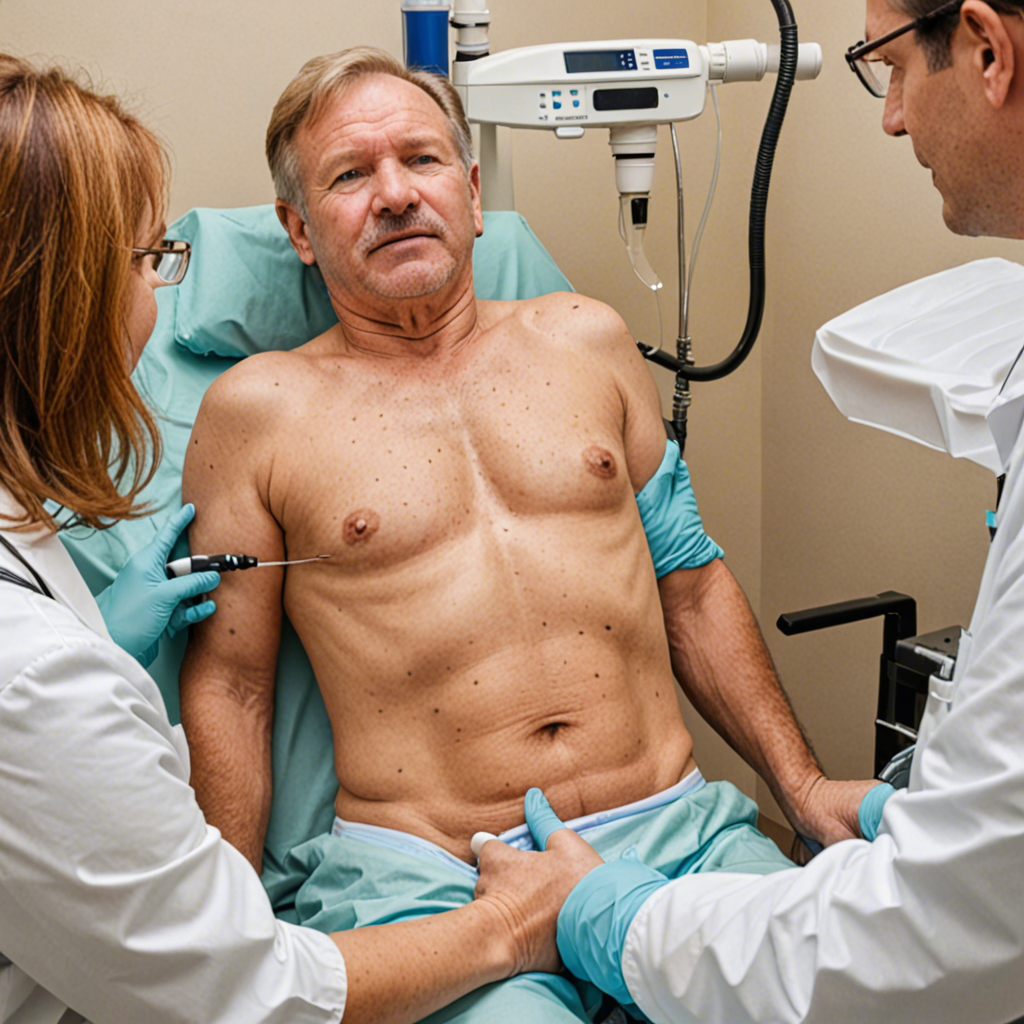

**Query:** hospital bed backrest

left=59, top=205, right=572, bottom=917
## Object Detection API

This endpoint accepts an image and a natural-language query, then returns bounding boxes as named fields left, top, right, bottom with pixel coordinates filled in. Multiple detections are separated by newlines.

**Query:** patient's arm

left=180, top=363, right=287, bottom=872
left=658, top=561, right=877, bottom=845
left=605, top=310, right=875, bottom=846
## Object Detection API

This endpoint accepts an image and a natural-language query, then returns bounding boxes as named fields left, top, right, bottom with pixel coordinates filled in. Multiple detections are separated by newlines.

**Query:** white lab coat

left=615, top=374, right=1024, bottom=1023
left=0, top=487, right=347, bottom=1024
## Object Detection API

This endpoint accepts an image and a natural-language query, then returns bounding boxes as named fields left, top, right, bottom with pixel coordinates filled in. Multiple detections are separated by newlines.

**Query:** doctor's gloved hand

left=96, top=504, right=220, bottom=668
left=858, top=782, right=896, bottom=841
left=523, top=786, right=670, bottom=1011
left=473, top=789, right=603, bottom=976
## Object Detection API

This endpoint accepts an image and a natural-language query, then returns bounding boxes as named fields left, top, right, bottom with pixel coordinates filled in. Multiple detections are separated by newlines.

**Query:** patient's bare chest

left=274, top=353, right=629, bottom=568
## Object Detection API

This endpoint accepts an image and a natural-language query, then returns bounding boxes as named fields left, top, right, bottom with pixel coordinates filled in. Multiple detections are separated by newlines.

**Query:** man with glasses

left=474, top=2, right=1024, bottom=1021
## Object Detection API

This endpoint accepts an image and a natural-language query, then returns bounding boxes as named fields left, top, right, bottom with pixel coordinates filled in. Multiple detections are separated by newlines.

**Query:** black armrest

left=777, top=592, right=918, bottom=778
left=777, top=591, right=917, bottom=648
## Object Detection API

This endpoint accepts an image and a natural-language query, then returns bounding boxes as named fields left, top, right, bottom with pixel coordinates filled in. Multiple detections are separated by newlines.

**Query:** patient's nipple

left=343, top=509, right=380, bottom=544
left=583, top=446, right=617, bottom=479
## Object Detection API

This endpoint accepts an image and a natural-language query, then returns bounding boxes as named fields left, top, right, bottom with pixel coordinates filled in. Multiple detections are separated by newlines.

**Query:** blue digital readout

left=653, top=48, right=690, bottom=70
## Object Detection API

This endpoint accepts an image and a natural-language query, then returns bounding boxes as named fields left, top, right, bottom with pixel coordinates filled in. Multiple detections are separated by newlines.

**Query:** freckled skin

left=179, top=79, right=697, bottom=870
left=183, top=290, right=696, bottom=866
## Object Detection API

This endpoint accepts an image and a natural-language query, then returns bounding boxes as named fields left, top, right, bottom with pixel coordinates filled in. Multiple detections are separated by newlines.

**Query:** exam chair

left=776, top=592, right=962, bottom=784
left=60, top=204, right=574, bottom=915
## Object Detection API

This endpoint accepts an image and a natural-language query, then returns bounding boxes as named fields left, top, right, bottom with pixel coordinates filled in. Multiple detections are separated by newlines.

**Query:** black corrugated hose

left=681, top=0, right=798, bottom=383
left=642, top=0, right=799, bottom=415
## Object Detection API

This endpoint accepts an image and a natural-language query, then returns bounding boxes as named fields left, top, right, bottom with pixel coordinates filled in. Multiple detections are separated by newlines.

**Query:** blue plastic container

left=402, top=2, right=450, bottom=76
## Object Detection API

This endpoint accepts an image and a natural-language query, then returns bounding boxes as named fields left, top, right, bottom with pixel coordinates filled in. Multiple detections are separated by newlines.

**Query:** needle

left=166, top=553, right=332, bottom=578
left=252, top=555, right=332, bottom=568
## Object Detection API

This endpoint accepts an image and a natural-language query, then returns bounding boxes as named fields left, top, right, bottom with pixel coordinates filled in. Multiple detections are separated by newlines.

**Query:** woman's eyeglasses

left=131, top=239, right=191, bottom=286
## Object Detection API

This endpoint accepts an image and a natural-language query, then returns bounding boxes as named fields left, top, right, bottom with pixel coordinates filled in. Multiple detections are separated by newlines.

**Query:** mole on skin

left=343, top=509, right=380, bottom=544
left=584, top=446, right=617, bottom=479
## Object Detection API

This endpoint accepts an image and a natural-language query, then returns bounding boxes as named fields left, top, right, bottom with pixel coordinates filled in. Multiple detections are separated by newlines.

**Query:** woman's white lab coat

left=0, top=487, right=347, bottom=1024
left=597, top=380, right=1024, bottom=1023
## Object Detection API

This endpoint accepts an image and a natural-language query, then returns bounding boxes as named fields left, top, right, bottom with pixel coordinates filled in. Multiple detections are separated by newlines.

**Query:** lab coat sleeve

left=606, top=516, right=1024, bottom=1024
left=0, top=595, right=347, bottom=1024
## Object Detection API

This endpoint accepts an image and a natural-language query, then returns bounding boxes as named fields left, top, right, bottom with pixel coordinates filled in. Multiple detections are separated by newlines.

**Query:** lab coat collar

left=987, top=391, right=1024, bottom=474
left=987, top=347, right=1024, bottom=473
left=0, top=485, right=110, bottom=639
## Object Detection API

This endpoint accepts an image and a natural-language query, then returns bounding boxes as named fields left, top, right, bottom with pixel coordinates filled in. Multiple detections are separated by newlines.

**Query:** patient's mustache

left=361, top=212, right=448, bottom=255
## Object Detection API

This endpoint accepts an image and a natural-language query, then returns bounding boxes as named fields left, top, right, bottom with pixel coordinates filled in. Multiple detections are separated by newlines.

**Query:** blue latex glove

left=95, top=504, right=220, bottom=667
left=524, top=789, right=668, bottom=1013
left=858, top=782, right=896, bottom=841
left=524, top=787, right=571, bottom=849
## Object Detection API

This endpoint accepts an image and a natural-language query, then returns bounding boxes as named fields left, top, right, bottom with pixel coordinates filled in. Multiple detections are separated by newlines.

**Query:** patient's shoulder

left=197, top=350, right=310, bottom=419
left=495, top=292, right=633, bottom=353
left=188, top=351, right=313, bottom=478
left=503, top=290, right=621, bottom=321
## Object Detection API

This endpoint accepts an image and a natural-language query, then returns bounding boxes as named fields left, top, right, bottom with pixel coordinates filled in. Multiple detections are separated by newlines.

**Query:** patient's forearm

left=179, top=664, right=274, bottom=872
left=659, top=560, right=823, bottom=830
left=329, top=900, right=520, bottom=1024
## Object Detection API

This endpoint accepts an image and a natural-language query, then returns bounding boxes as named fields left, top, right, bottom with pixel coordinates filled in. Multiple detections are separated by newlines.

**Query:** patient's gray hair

left=266, top=46, right=474, bottom=217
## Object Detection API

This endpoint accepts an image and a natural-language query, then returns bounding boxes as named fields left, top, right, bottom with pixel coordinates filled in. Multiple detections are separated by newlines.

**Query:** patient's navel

left=583, top=446, right=617, bottom=479
left=343, top=509, right=380, bottom=544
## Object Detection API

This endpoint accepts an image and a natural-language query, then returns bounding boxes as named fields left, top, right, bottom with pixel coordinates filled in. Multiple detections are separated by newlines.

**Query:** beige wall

left=4, top=0, right=1014, bottom=820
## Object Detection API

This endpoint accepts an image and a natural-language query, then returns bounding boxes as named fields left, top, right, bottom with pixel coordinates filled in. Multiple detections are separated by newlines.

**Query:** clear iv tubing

left=679, top=85, right=723, bottom=341
left=628, top=94, right=720, bottom=446
left=665, top=86, right=722, bottom=451
left=639, top=0, right=799, bottom=388
left=618, top=208, right=665, bottom=355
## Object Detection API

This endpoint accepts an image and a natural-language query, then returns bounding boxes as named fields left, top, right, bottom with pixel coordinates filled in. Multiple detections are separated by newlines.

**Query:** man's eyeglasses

left=846, top=0, right=964, bottom=97
left=131, top=239, right=191, bottom=286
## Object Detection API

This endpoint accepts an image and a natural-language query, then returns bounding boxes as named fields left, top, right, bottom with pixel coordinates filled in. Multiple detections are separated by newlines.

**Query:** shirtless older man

left=180, top=48, right=872, bottom=1017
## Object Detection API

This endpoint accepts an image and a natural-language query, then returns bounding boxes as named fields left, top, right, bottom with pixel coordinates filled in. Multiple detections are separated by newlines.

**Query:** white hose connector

left=452, top=0, right=491, bottom=59
left=608, top=123, right=658, bottom=193
left=608, top=124, right=661, bottom=289
left=451, top=0, right=489, bottom=22
left=702, top=40, right=822, bottom=83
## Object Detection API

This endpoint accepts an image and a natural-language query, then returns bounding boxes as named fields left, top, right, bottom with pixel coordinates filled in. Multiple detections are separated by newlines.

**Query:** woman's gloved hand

left=95, top=504, right=220, bottom=667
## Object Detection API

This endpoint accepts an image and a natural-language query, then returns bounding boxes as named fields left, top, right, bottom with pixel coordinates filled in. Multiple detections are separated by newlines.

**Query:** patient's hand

left=797, top=776, right=882, bottom=846
left=473, top=790, right=603, bottom=976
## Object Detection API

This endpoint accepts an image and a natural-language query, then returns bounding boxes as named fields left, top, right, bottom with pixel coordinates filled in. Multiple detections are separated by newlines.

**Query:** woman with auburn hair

left=0, top=53, right=348, bottom=1024
left=0, top=53, right=568, bottom=1024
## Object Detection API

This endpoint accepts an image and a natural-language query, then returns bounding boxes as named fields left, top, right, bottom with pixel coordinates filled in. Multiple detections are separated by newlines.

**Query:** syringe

left=166, top=553, right=331, bottom=578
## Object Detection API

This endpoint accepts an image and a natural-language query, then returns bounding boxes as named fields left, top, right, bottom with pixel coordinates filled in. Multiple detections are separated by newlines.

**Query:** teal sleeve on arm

left=556, top=853, right=670, bottom=1007
left=858, top=782, right=896, bottom=841
left=636, top=440, right=724, bottom=578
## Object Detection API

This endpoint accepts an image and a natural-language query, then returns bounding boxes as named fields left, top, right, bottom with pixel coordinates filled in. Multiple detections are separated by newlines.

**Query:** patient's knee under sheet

left=287, top=781, right=792, bottom=1022
left=419, top=974, right=601, bottom=1024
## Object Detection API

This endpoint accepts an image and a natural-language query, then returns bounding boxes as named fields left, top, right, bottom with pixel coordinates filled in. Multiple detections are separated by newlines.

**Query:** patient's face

left=291, top=74, right=482, bottom=305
